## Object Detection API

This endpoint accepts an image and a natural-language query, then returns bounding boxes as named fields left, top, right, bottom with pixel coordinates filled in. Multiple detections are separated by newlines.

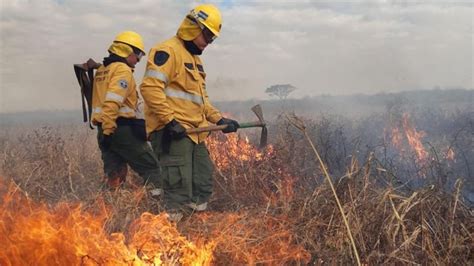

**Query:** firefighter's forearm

left=101, top=101, right=120, bottom=135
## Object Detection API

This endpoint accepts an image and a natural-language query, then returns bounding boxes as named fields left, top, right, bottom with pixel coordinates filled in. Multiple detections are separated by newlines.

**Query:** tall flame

left=401, top=113, right=428, bottom=162
left=0, top=181, right=214, bottom=265
left=1, top=132, right=309, bottom=265
left=206, top=133, right=272, bottom=171
left=387, top=113, right=429, bottom=164
left=206, top=133, right=295, bottom=207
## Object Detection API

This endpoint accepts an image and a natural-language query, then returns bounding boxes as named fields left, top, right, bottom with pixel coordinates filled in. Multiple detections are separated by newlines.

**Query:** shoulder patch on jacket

left=184, top=63, right=194, bottom=70
left=197, top=64, right=204, bottom=72
left=154, top=51, right=169, bottom=66
left=118, top=79, right=128, bottom=89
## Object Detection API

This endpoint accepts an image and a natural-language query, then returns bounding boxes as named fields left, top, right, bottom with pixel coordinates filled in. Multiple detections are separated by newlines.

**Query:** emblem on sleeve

left=154, top=51, right=170, bottom=66
left=119, top=79, right=128, bottom=89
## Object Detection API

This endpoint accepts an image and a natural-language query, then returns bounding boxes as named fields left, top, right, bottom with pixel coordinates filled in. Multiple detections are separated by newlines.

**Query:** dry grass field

left=0, top=106, right=473, bottom=265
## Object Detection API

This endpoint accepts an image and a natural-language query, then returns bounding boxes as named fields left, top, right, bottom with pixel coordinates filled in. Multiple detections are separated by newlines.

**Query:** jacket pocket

left=161, top=155, right=185, bottom=187
left=184, top=66, right=200, bottom=92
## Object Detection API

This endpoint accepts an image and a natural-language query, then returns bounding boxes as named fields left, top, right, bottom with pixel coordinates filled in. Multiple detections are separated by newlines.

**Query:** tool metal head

left=251, top=104, right=265, bottom=125
left=251, top=104, right=267, bottom=148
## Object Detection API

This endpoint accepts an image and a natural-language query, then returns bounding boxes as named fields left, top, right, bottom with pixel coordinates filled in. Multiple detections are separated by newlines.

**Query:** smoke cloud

left=0, top=0, right=472, bottom=112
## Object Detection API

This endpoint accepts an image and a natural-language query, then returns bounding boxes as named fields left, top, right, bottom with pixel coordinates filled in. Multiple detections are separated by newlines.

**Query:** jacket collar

left=103, top=53, right=131, bottom=68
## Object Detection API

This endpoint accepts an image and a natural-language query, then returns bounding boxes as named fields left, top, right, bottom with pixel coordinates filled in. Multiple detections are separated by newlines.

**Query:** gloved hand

left=164, top=119, right=187, bottom=140
left=217, top=117, right=240, bottom=133
left=100, top=134, right=113, bottom=150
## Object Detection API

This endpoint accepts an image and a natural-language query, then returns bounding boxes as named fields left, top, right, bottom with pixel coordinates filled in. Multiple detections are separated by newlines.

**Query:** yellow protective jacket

left=140, top=36, right=222, bottom=143
left=91, top=62, right=138, bottom=135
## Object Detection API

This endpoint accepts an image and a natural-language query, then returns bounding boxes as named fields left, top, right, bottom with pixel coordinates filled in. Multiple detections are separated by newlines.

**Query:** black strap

left=73, top=65, right=88, bottom=123
left=86, top=68, right=94, bottom=128
left=73, top=59, right=100, bottom=129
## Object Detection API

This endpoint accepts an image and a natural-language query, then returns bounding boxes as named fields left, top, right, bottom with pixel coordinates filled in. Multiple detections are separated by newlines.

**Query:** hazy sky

left=0, top=0, right=472, bottom=112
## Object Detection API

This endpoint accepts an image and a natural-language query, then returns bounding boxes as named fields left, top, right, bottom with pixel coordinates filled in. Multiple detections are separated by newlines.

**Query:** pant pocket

left=161, top=155, right=185, bottom=188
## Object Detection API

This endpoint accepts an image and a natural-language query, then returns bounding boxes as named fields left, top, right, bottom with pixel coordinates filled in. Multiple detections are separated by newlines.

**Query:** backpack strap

left=73, top=59, right=101, bottom=129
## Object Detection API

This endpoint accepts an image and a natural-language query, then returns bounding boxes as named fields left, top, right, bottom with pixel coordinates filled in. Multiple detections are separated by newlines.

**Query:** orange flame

left=1, top=133, right=310, bottom=265
left=0, top=181, right=213, bottom=265
left=401, top=113, right=428, bottom=162
left=206, top=133, right=296, bottom=206
left=386, top=113, right=429, bottom=164
left=206, top=133, right=273, bottom=171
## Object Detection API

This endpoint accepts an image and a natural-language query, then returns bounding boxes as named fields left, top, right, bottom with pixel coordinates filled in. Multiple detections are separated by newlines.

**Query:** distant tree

left=265, top=84, right=297, bottom=100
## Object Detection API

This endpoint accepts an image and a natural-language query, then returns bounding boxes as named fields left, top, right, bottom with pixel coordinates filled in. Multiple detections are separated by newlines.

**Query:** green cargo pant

left=97, top=125, right=161, bottom=188
left=150, top=130, right=213, bottom=211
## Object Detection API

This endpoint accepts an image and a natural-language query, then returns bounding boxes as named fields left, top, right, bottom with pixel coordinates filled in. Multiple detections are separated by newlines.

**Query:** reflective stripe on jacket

left=140, top=36, right=222, bottom=143
left=91, top=62, right=138, bottom=135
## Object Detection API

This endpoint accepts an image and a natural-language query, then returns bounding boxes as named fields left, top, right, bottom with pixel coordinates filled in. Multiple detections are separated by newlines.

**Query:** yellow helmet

left=190, top=4, right=222, bottom=37
left=109, top=31, right=145, bottom=57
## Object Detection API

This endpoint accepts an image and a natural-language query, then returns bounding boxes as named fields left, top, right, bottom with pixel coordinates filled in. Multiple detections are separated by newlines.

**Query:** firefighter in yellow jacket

left=92, top=31, right=161, bottom=191
left=141, top=4, right=239, bottom=218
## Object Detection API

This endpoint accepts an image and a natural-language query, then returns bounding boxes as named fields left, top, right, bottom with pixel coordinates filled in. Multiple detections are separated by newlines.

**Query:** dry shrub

left=207, top=132, right=297, bottom=211
left=183, top=211, right=310, bottom=265
left=1, top=125, right=102, bottom=201
left=0, top=120, right=472, bottom=265
left=206, top=127, right=472, bottom=264
left=89, top=187, right=163, bottom=233
left=289, top=163, right=472, bottom=264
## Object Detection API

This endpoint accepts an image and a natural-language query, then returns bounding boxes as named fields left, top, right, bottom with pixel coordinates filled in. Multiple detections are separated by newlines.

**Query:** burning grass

left=0, top=115, right=473, bottom=264
left=0, top=181, right=214, bottom=265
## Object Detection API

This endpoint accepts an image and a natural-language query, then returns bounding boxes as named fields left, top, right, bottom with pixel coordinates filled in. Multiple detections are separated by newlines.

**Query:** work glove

left=217, top=117, right=240, bottom=133
left=164, top=119, right=187, bottom=140
left=162, top=119, right=187, bottom=154
left=100, top=134, right=113, bottom=150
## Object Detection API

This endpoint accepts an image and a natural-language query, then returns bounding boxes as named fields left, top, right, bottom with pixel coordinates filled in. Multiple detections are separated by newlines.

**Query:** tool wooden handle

left=239, top=121, right=265, bottom=128
left=186, top=124, right=228, bottom=134
left=185, top=121, right=265, bottom=134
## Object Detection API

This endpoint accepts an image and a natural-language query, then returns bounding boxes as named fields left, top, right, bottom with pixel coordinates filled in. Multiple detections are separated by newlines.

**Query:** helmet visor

left=202, top=27, right=216, bottom=44
left=132, top=46, right=145, bottom=61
